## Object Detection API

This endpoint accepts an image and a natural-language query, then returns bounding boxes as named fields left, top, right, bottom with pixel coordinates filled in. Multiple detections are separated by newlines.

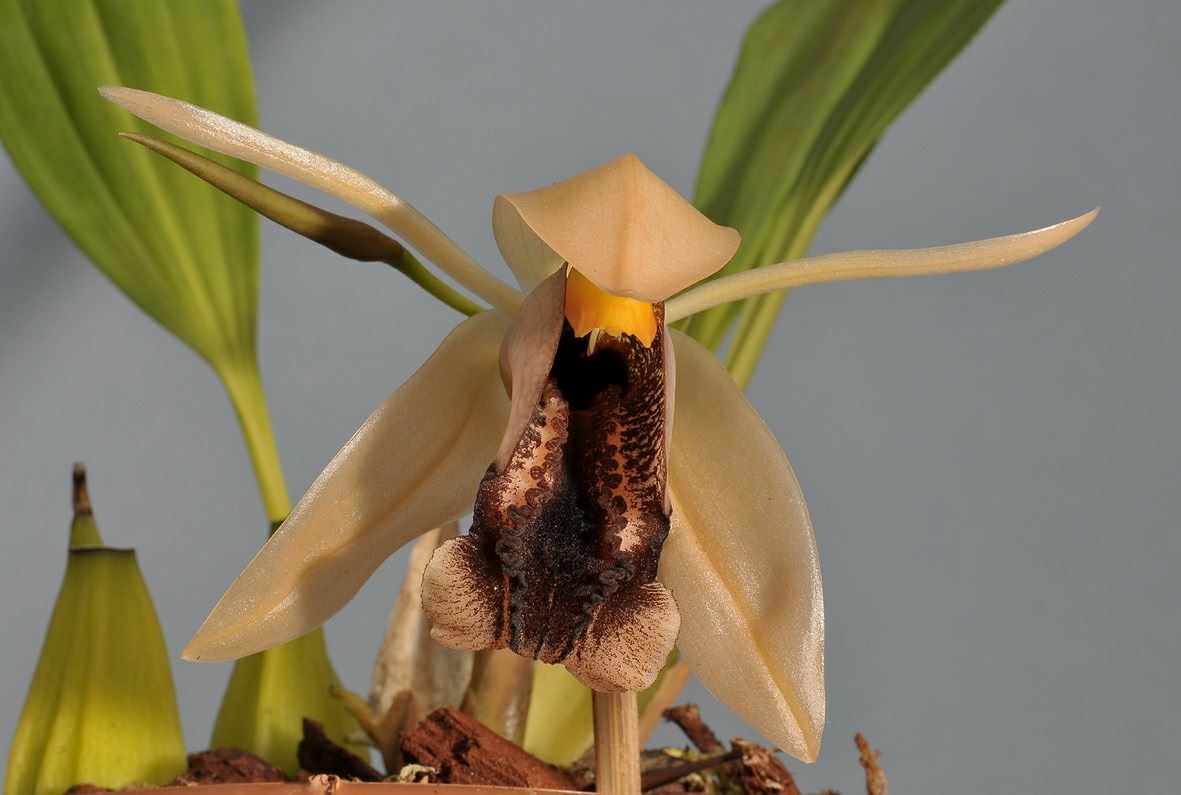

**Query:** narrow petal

left=666, top=209, right=1099, bottom=322
left=660, top=330, right=824, bottom=762
left=183, top=312, right=510, bottom=661
left=99, top=85, right=519, bottom=310
left=493, top=153, right=740, bottom=302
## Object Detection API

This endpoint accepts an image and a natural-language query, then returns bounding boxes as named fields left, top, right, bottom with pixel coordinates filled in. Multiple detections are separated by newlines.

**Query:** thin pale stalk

left=676, top=205, right=782, bottom=351
left=461, top=650, right=534, bottom=744
left=679, top=253, right=747, bottom=353
left=219, top=360, right=291, bottom=524
left=592, top=690, right=640, bottom=795
left=717, top=187, right=832, bottom=384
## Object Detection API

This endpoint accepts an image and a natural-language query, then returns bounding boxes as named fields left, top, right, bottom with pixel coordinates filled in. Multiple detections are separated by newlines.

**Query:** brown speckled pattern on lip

left=423, top=307, right=679, bottom=692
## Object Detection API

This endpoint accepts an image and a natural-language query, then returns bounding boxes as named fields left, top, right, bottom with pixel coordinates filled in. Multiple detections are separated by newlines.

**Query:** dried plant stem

left=855, top=733, right=889, bottom=795
left=71, top=462, right=92, bottom=515
left=592, top=690, right=640, bottom=795
left=635, top=749, right=742, bottom=792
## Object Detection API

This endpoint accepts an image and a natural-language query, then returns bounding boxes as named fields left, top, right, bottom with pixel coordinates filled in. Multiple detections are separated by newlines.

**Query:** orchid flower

left=101, top=86, right=1094, bottom=762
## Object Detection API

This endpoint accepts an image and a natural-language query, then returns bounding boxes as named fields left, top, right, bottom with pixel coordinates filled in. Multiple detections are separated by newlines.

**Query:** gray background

left=1, top=1, right=1177, bottom=791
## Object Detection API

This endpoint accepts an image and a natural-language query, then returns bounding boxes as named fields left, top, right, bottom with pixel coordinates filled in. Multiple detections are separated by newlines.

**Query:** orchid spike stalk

left=101, top=86, right=1094, bottom=762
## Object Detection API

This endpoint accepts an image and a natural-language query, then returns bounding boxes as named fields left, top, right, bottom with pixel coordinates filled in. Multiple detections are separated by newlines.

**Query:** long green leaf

left=0, top=0, right=258, bottom=370
left=0, top=0, right=289, bottom=522
left=0, top=0, right=363, bottom=767
left=684, top=0, right=1005, bottom=385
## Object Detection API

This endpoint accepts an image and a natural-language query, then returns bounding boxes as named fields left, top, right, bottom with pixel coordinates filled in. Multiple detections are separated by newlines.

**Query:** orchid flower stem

left=592, top=690, right=641, bottom=795
left=392, top=251, right=483, bottom=317
left=219, top=361, right=292, bottom=526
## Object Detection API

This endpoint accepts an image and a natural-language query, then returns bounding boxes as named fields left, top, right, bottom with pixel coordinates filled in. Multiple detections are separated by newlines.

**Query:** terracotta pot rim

left=117, top=781, right=582, bottom=794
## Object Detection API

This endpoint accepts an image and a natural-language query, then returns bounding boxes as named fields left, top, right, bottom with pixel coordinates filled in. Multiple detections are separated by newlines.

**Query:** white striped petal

left=99, top=85, right=520, bottom=310
left=666, top=209, right=1098, bottom=322
left=660, top=330, right=824, bottom=762
left=183, top=311, right=509, bottom=661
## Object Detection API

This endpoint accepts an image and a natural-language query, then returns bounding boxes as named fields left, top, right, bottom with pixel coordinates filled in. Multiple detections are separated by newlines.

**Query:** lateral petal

left=666, top=209, right=1098, bottom=321
left=99, top=86, right=519, bottom=310
left=183, top=311, right=510, bottom=661
left=660, top=330, right=824, bottom=762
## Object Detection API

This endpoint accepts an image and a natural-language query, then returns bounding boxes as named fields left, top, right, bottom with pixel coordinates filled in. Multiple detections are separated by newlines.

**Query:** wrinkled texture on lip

left=423, top=283, right=679, bottom=692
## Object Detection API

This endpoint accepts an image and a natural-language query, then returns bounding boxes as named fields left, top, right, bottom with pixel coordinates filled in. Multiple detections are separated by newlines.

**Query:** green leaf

left=0, top=2, right=362, bottom=769
left=6, top=468, right=185, bottom=795
left=522, top=663, right=590, bottom=765
left=684, top=0, right=1005, bottom=386
left=0, top=0, right=259, bottom=371
left=212, top=629, right=368, bottom=777
left=0, top=0, right=290, bottom=520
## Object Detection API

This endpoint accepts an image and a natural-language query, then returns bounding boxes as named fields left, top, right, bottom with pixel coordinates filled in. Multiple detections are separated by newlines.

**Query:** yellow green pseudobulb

left=5, top=464, right=186, bottom=794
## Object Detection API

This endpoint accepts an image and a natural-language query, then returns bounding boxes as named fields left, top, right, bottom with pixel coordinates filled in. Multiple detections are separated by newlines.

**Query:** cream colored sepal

left=182, top=311, right=509, bottom=662
left=661, top=331, right=824, bottom=763
left=493, top=153, right=740, bottom=301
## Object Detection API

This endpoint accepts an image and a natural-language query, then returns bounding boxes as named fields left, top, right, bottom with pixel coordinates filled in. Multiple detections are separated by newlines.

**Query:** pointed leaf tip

left=69, top=464, right=102, bottom=548
left=8, top=501, right=184, bottom=792
left=72, top=462, right=92, bottom=517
